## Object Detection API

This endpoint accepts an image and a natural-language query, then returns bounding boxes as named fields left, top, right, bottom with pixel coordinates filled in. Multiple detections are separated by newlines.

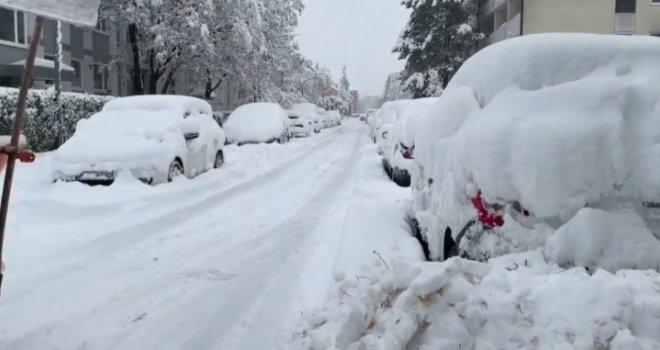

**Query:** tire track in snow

left=0, top=127, right=366, bottom=350
left=14, top=129, right=353, bottom=280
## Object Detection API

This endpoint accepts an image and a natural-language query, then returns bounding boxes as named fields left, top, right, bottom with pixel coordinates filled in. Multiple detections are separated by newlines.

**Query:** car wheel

left=214, top=151, right=224, bottom=169
left=167, top=159, right=184, bottom=182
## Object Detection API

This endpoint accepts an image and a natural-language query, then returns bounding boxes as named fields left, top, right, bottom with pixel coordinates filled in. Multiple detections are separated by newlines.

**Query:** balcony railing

left=487, top=13, right=522, bottom=45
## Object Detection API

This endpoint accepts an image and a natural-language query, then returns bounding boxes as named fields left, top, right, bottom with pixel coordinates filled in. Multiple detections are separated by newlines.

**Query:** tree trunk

left=128, top=23, right=144, bottom=95
left=161, top=69, right=175, bottom=94
left=205, top=71, right=226, bottom=100
left=148, top=50, right=159, bottom=95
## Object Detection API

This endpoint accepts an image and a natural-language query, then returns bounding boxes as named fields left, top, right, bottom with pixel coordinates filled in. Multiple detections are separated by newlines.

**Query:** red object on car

left=400, top=143, right=415, bottom=160
left=470, top=190, right=504, bottom=227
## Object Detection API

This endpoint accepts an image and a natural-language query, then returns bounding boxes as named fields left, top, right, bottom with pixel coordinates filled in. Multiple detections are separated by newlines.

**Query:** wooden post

left=0, top=16, right=44, bottom=296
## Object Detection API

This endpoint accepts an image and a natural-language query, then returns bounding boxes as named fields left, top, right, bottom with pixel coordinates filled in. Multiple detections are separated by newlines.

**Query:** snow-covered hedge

left=0, top=88, right=113, bottom=152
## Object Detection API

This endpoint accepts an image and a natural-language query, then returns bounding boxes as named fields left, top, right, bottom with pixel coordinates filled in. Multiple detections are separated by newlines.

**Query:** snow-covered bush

left=411, top=33, right=660, bottom=265
left=0, top=87, right=112, bottom=152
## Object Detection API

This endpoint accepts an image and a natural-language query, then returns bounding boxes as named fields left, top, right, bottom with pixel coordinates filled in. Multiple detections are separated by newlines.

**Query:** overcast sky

left=296, top=0, right=410, bottom=97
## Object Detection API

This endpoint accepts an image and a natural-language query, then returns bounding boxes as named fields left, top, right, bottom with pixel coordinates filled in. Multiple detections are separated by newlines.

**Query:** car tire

left=214, top=151, right=224, bottom=169
left=167, top=159, right=184, bottom=182
left=392, top=168, right=411, bottom=187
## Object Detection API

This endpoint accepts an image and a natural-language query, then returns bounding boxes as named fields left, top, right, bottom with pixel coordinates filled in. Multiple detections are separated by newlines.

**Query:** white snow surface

left=293, top=251, right=660, bottom=350
left=225, top=102, right=288, bottom=143
left=0, top=121, right=390, bottom=350
left=412, top=33, right=660, bottom=261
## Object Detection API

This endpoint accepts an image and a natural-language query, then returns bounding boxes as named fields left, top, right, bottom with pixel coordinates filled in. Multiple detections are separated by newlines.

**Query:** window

left=44, top=55, right=56, bottom=85
left=92, top=64, right=109, bottom=91
left=95, top=19, right=107, bottom=32
left=0, top=8, right=26, bottom=45
left=70, top=59, right=82, bottom=88
left=615, top=0, right=636, bottom=13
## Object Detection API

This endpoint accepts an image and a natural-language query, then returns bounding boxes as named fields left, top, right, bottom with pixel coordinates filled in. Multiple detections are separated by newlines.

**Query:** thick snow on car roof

left=225, top=102, right=287, bottom=143
left=291, top=103, right=323, bottom=121
left=415, top=33, right=660, bottom=227
left=102, top=95, right=212, bottom=116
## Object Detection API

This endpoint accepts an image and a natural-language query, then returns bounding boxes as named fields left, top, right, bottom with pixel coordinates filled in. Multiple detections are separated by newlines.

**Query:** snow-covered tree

left=383, top=71, right=412, bottom=102
left=338, top=66, right=352, bottom=115
left=393, top=0, right=481, bottom=98
left=100, top=0, right=215, bottom=95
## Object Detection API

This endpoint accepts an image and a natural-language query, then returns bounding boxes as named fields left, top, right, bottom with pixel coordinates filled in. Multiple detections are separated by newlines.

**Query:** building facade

left=0, top=6, right=122, bottom=95
left=479, top=0, right=660, bottom=46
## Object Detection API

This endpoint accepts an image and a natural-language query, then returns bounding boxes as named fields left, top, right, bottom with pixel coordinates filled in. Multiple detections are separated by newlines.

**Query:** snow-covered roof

left=10, top=58, right=75, bottom=72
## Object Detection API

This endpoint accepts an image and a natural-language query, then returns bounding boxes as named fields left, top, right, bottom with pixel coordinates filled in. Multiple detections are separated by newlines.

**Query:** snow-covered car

left=325, top=110, right=342, bottom=128
left=53, top=95, right=226, bottom=185
left=381, top=98, right=437, bottom=187
left=224, top=102, right=290, bottom=145
left=370, top=100, right=404, bottom=145
left=291, top=103, right=324, bottom=133
left=286, top=110, right=313, bottom=138
left=411, top=33, right=660, bottom=267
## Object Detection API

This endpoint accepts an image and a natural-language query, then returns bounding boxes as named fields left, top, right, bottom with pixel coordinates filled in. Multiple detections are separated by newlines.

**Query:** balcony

left=487, top=13, right=521, bottom=46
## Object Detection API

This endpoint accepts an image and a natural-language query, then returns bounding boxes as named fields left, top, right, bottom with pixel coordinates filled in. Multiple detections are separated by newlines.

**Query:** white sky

left=297, top=0, right=410, bottom=96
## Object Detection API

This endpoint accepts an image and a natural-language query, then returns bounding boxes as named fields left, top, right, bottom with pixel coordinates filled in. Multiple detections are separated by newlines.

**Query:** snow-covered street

left=0, top=121, right=418, bottom=349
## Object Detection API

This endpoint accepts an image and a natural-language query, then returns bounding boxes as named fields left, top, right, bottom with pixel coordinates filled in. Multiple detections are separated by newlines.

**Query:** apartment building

left=479, top=0, right=660, bottom=46
left=0, top=6, right=123, bottom=95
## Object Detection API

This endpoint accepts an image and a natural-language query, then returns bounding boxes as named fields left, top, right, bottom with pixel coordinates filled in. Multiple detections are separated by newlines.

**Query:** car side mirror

left=184, top=132, right=200, bottom=141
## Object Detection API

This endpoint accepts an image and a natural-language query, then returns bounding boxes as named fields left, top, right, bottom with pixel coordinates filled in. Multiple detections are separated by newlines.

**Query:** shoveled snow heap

left=412, top=33, right=660, bottom=263
left=293, top=253, right=660, bottom=350
left=224, top=102, right=288, bottom=144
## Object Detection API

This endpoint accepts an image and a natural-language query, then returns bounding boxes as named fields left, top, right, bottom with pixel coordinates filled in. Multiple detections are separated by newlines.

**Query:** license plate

left=78, top=171, right=113, bottom=180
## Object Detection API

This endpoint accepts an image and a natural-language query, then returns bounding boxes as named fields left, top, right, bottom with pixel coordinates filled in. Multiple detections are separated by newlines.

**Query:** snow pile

left=412, top=33, right=660, bottom=261
left=225, top=102, right=288, bottom=144
left=292, top=253, right=660, bottom=350
left=546, top=207, right=660, bottom=272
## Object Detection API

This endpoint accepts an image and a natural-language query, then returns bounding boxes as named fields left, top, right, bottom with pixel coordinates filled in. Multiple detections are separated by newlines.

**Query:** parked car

left=224, top=102, right=290, bottom=145
left=286, top=110, right=313, bottom=138
left=53, top=95, right=226, bottom=185
left=381, top=98, right=437, bottom=187
left=212, top=111, right=224, bottom=127
left=291, top=103, right=324, bottom=133
left=325, top=110, right=342, bottom=128
left=411, top=33, right=660, bottom=265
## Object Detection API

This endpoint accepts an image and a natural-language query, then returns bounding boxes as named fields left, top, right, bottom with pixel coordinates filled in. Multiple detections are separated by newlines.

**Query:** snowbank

left=545, top=207, right=660, bottom=272
left=225, top=102, right=288, bottom=144
left=412, top=33, right=660, bottom=261
left=292, top=254, right=660, bottom=350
